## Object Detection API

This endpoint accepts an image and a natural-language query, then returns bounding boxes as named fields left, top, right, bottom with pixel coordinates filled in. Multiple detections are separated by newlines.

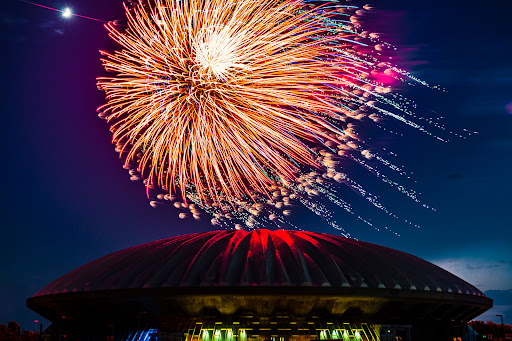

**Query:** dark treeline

left=469, top=320, right=512, bottom=340
left=0, top=322, right=39, bottom=341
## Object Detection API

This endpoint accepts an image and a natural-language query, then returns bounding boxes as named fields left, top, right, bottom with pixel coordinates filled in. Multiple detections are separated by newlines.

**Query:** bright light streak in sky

left=61, top=8, right=72, bottom=18
left=18, top=0, right=106, bottom=22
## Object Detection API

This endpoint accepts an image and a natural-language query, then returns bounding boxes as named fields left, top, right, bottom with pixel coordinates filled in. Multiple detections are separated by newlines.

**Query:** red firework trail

left=19, top=0, right=107, bottom=22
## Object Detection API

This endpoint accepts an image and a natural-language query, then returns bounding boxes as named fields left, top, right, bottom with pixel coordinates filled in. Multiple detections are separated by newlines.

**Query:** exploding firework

left=97, top=0, right=441, bottom=234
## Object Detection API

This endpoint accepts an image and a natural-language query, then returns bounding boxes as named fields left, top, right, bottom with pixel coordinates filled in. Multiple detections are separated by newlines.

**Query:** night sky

left=1, top=0, right=511, bottom=330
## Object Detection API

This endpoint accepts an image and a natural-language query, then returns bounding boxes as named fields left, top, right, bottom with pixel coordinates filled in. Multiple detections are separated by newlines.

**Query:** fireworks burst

left=97, top=0, right=444, bottom=234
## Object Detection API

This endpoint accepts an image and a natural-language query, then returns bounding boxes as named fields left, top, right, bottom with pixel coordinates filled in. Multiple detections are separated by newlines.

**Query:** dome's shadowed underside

left=35, top=230, right=484, bottom=297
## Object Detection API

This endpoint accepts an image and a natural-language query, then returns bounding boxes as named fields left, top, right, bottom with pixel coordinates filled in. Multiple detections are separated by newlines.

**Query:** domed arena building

left=27, top=230, right=492, bottom=341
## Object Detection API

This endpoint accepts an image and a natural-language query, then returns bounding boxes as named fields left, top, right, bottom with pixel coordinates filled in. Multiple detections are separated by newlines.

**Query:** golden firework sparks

left=97, top=0, right=438, bottom=232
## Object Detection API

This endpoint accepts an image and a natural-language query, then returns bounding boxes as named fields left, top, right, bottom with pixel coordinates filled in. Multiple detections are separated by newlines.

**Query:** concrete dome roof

left=34, top=229, right=485, bottom=297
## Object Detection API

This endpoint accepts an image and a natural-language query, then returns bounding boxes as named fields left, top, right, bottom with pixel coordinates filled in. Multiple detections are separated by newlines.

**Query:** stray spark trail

left=97, top=0, right=444, bottom=235
left=19, top=0, right=107, bottom=22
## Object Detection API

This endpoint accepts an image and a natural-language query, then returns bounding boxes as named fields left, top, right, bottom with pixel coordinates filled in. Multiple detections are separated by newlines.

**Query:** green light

left=213, top=330, right=221, bottom=341
left=202, top=330, right=211, bottom=341
left=226, top=329, right=233, bottom=341
left=239, top=329, right=247, bottom=341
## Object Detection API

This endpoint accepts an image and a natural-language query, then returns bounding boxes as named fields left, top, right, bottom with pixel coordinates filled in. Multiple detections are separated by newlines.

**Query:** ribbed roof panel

left=34, top=230, right=485, bottom=297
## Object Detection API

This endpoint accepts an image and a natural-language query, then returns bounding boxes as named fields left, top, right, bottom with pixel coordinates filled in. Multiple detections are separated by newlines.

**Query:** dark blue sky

left=1, top=0, right=511, bottom=329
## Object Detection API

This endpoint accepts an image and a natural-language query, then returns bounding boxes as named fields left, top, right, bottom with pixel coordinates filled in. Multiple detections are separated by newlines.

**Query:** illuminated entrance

left=121, top=316, right=384, bottom=341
